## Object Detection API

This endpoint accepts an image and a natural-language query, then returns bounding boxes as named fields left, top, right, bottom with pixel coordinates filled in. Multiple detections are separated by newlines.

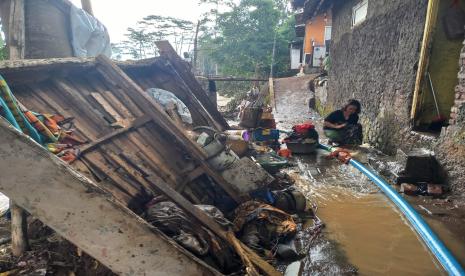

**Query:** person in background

left=323, top=99, right=363, bottom=146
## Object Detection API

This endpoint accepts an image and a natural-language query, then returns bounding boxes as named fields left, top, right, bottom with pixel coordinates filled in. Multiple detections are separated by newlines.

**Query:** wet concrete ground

left=272, top=76, right=465, bottom=275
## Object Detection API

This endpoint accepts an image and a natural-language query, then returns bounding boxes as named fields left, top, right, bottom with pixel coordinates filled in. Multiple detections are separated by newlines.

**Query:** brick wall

left=450, top=44, right=465, bottom=125
left=435, top=41, right=465, bottom=197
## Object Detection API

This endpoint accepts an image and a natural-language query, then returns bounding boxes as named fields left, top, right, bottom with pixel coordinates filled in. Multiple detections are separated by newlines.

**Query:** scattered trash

left=400, top=183, right=444, bottom=197
left=400, top=183, right=420, bottom=195
left=419, top=205, right=434, bottom=215
left=427, top=184, right=444, bottom=196
left=272, top=188, right=310, bottom=214
left=144, top=201, right=239, bottom=273
left=255, top=152, right=289, bottom=174
left=233, top=201, right=297, bottom=258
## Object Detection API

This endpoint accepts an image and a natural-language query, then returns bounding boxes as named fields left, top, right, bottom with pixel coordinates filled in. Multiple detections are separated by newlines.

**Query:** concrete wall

left=326, top=0, right=428, bottom=154
left=322, top=0, right=465, bottom=196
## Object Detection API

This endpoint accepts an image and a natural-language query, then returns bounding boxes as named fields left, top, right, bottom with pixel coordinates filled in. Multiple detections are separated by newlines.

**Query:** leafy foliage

left=111, top=0, right=296, bottom=80
left=198, top=0, right=295, bottom=78
left=112, top=15, right=194, bottom=60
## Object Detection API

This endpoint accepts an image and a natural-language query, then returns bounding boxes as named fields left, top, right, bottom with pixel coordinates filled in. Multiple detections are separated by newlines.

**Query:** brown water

left=271, top=77, right=465, bottom=275
left=287, top=150, right=465, bottom=275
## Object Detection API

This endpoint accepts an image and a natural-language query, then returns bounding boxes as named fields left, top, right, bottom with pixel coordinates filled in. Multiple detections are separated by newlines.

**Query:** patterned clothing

left=324, top=123, right=363, bottom=145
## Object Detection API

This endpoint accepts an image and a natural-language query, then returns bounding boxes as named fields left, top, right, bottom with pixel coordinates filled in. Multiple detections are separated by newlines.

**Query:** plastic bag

left=70, top=6, right=112, bottom=57
left=147, top=88, right=193, bottom=124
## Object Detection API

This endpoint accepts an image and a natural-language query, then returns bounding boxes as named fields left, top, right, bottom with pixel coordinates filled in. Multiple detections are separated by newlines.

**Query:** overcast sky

left=69, top=0, right=206, bottom=43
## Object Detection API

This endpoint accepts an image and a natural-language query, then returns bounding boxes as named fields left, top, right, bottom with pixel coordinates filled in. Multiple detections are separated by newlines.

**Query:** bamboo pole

left=81, top=0, right=94, bottom=16
left=193, top=20, right=201, bottom=73
left=410, top=0, right=440, bottom=120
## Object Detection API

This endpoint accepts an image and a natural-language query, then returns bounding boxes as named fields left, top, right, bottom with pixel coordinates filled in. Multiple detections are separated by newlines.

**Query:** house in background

left=308, top=0, right=465, bottom=196
left=290, top=0, right=332, bottom=70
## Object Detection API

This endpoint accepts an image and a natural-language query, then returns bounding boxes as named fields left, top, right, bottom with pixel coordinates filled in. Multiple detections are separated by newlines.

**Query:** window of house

left=324, top=26, right=332, bottom=41
left=352, top=0, right=368, bottom=27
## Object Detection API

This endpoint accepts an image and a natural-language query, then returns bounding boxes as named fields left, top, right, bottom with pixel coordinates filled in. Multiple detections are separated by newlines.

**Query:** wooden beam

left=176, top=166, right=205, bottom=191
left=196, top=76, right=268, bottom=82
left=410, top=0, right=440, bottom=120
left=7, top=0, right=25, bottom=60
left=6, top=0, right=28, bottom=257
left=95, top=55, right=243, bottom=204
left=155, top=41, right=229, bottom=131
left=78, top=115, right=152, bottom=155
left=10, top=202, right=29, bottom=256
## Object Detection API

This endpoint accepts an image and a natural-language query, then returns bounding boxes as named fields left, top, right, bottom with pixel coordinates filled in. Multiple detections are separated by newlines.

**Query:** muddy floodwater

left=286, top=150, right=465, bottom=275
left=267, top=76, right=465, bottom=275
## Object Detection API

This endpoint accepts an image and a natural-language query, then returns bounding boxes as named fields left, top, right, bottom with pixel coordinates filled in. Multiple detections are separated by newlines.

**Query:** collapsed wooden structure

left=0, top=42, right=281, bottom=275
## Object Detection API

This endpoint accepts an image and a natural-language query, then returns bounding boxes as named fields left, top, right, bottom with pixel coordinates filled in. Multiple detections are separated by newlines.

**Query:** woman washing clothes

left=323, top=99, right=363, bottom=145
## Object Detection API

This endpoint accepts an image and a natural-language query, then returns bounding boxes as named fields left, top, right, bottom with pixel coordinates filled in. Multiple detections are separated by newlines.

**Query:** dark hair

left=343, top=99, right=361, bottom=114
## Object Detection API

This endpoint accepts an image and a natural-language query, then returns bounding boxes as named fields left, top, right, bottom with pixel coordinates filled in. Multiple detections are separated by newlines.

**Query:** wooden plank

left=128, top=130, right=181, bottom=186
left=52, top=79, right=110, bottom=136
left=165, top=102, right=184, bottom=128
left=410, top=0, right=440, bottom=120
left=103, top=151, right=155, bottom=195
left=102, top=91, right=134, bottom=120
left=101, top=149, right=152, bottom=194
left=226, top=231, right=259, bottom=276
left=176, top=166, right=204, bottom=192
left=0, top=120, right=219, bottom=275
left=7, top=0, right=25, bottom=60
left=155, top=41, right=229, bottom=130
left=6, top=0, right=28, bottom=257
left=196, top=76, right=268, bottom=82
left=82, top=151, right=140, bottom=200
left=34, top=84, right=96, bottom=141
left=95, top=55, right=243, bottom=204
left=138, top=124, right=191, bottom=172
left=78, top=115, right=151, bottom=155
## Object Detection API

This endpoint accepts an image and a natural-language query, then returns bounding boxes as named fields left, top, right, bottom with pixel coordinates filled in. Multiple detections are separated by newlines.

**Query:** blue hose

left=318, top=144, right=465, bottom=276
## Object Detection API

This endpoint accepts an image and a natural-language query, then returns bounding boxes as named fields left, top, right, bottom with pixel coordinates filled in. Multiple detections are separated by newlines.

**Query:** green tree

left=112, top=15, right=194, bottom=60
left=199, top=0, right=294, bottom=78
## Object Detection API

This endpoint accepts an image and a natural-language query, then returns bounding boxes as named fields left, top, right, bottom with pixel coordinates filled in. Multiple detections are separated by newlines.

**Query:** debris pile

left=0, top=41, right=324, bottom=275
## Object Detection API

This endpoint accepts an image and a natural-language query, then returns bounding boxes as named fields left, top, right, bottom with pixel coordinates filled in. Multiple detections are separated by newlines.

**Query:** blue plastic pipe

left=318, top=143, right=465, bottom=276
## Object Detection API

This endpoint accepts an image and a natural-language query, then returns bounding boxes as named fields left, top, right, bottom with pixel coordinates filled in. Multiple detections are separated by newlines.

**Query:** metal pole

left=270, top=30, right=277, bottom=78
left=269, top=30, right=278, bottom=110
